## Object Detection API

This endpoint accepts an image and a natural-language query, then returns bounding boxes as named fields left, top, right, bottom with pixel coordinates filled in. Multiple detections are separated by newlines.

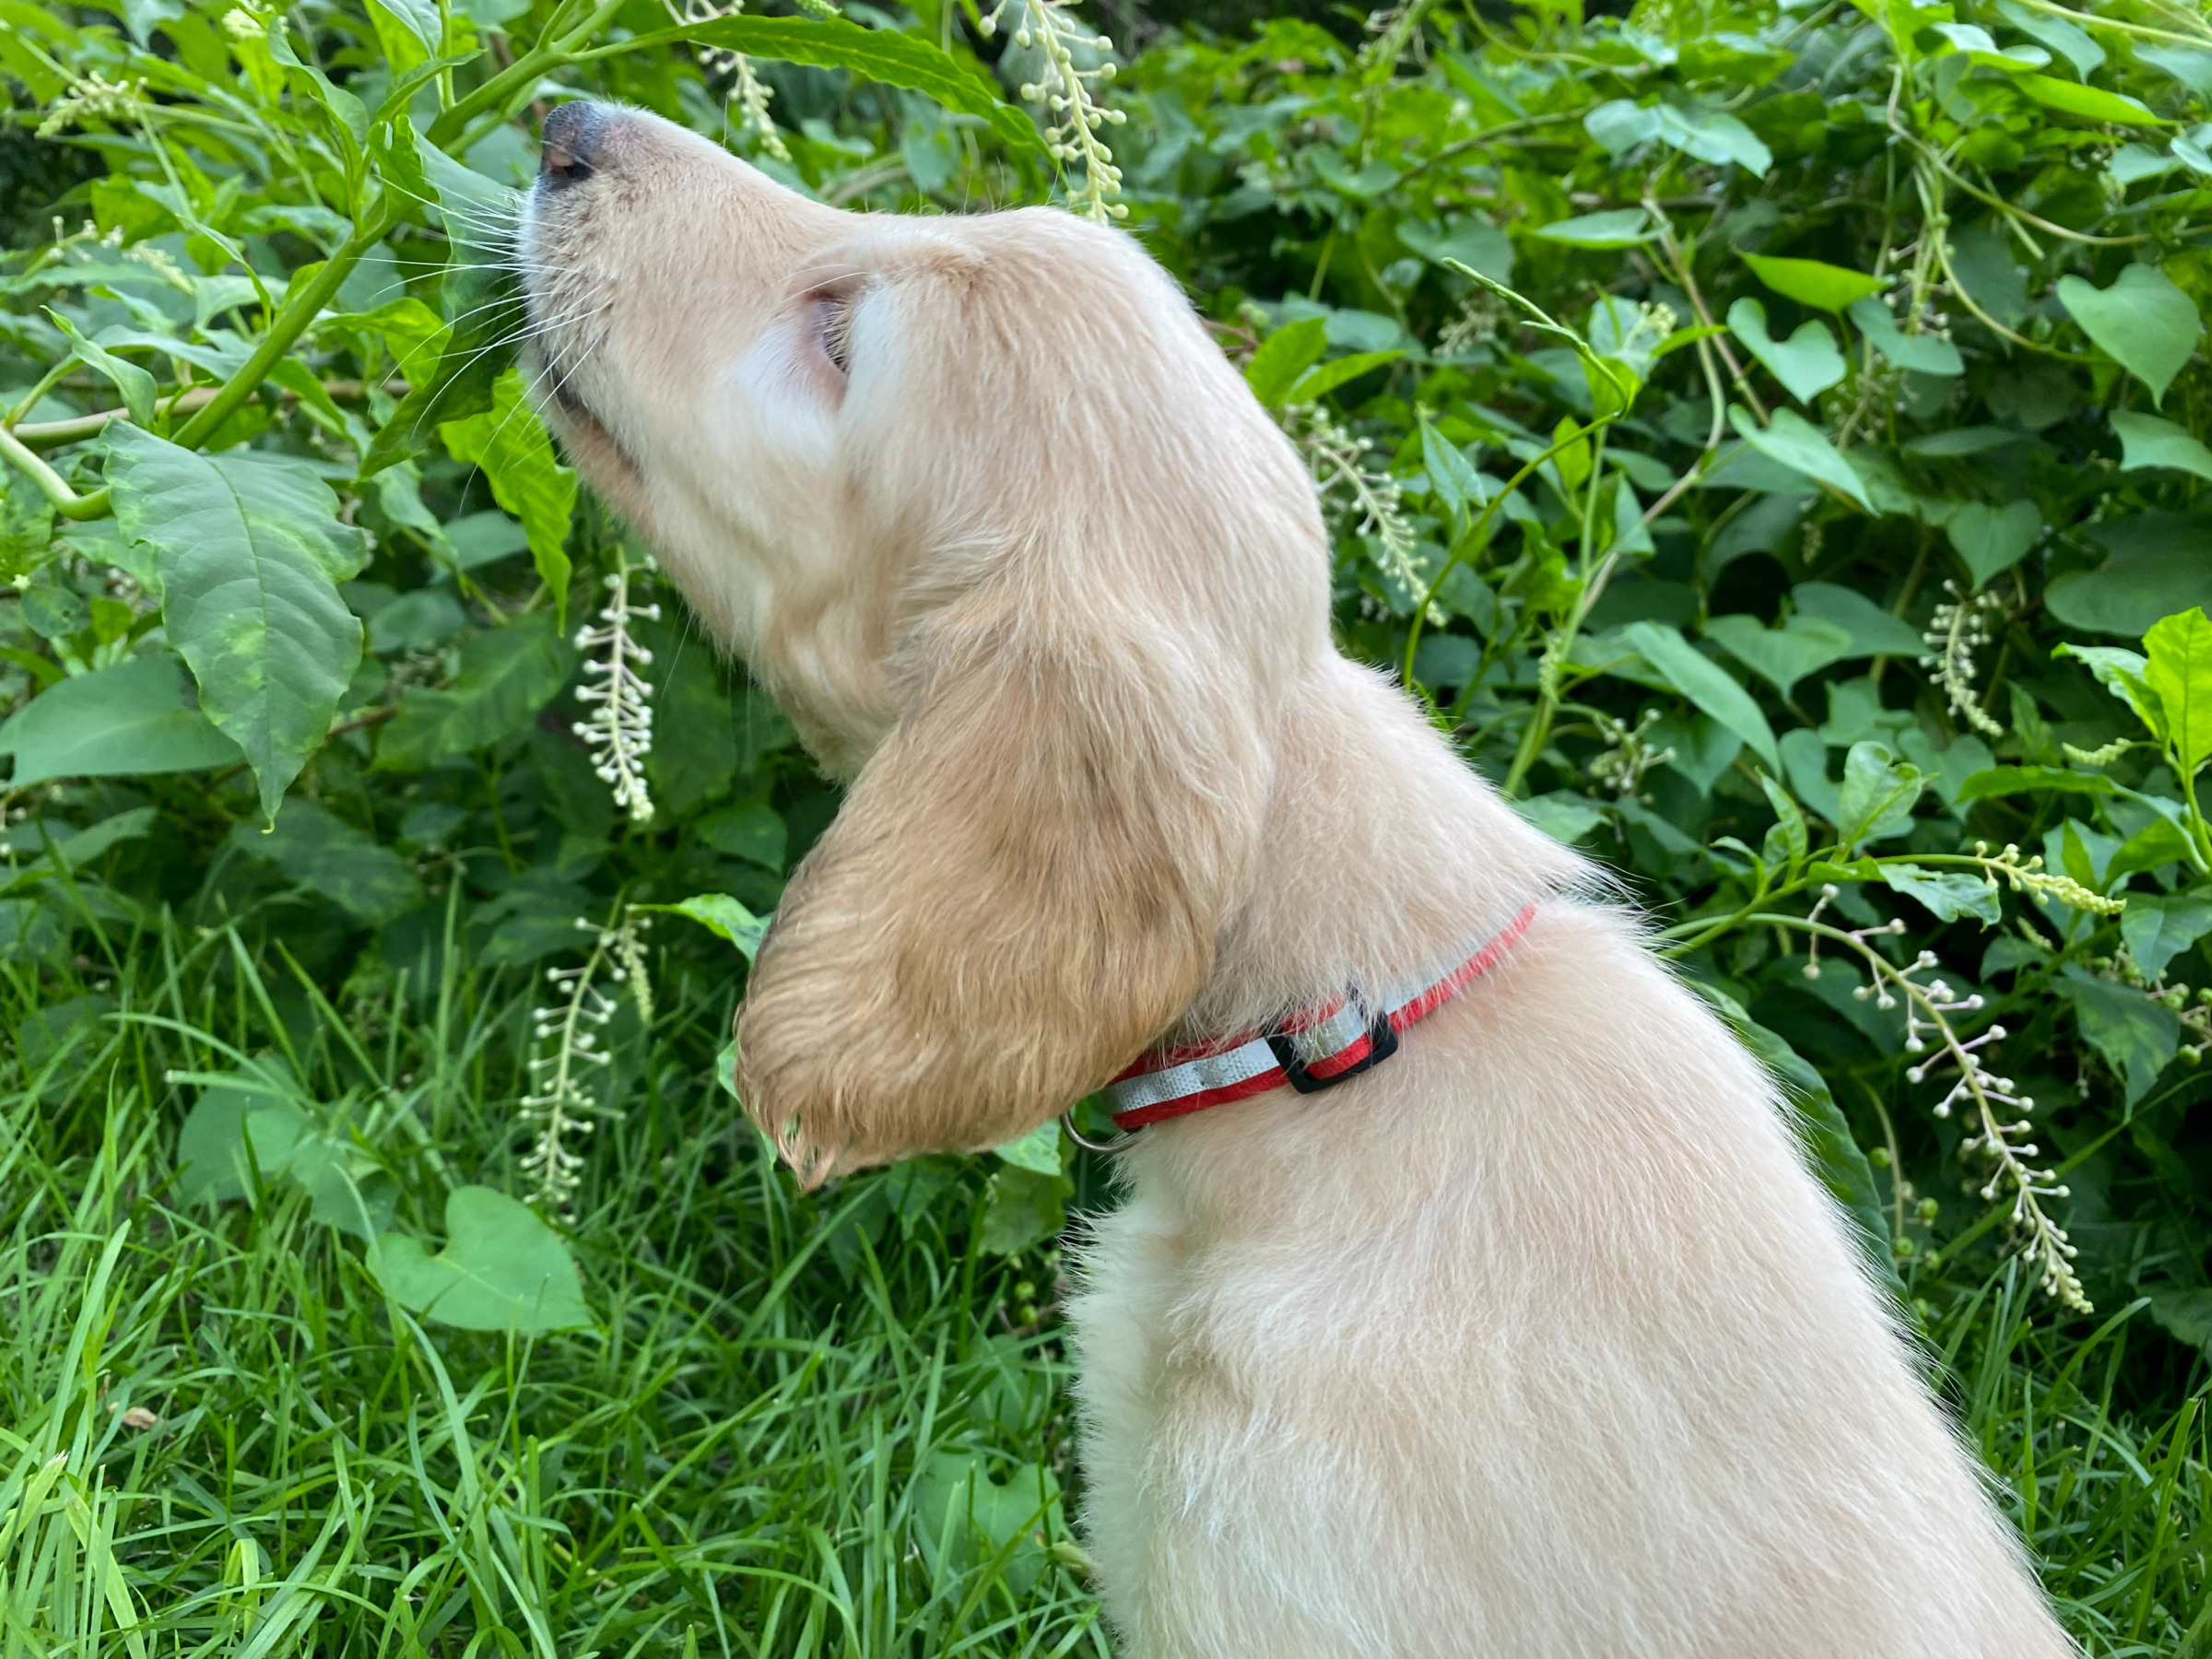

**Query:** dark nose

left=540, top=101, right=604, bottom=188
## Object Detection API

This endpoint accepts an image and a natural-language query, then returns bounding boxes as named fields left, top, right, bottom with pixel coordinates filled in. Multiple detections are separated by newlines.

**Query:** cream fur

left=519, top=105, right=2077, bottom=1657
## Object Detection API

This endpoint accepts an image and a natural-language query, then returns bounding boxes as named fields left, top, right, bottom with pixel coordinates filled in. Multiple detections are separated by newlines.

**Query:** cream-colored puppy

left=519, top=101, right=2075, bottom=1659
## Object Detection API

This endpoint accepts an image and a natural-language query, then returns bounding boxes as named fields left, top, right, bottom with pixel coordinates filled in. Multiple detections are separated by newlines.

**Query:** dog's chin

left=537, top=371, right=650, bottom=518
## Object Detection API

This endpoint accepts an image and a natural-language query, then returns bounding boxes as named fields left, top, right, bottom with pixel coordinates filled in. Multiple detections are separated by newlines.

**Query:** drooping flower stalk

left=980, top=0, right=1125, bottom=221
left=574, top=547, right=661, bottom=824
left=1922, top=581, right=2006, bottom=739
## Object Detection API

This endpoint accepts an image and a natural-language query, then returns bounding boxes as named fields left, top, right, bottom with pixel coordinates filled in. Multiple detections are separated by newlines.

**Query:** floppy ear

left=735, top=585, right=1265, bottom=1178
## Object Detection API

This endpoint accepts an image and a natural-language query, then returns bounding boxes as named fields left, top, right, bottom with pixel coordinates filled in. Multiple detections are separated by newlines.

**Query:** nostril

left=539, top=101, right=604, bottom=188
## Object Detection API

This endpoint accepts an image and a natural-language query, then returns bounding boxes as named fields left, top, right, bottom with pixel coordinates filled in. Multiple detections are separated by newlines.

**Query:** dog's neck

left=1176, top=653, right=1586, bottom=1043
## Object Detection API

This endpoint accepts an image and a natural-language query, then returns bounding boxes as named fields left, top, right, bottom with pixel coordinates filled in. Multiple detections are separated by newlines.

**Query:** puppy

left=519, top=101, right=2076, bottom=1658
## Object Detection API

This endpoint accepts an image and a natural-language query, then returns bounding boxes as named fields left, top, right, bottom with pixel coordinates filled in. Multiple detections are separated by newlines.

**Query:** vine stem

left=0, top=424, right=109, bottom=520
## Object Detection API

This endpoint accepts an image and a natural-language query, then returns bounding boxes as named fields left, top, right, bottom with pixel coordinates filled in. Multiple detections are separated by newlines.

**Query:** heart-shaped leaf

left=1396, top=217, right=1514, bottom=283
left=2056, top=265, right=2203, bottom=405
left=1946, top=500, right=2041, bottom=588
left=1728, top=406, right=1872, bottom=510
left=1847, top=298, right=1963, bottom=376
left=1837, top=741, right=1924, bottom=852
left=2112, top=410, right=2212, bottom=484
left=374, top=1185, right=592, bottom=1333
left=1704, top=613, right=1856, bottom=698
left=1727, top=299, right=1846, bottom=403
left=1533, top=208, right=1657, bottom=247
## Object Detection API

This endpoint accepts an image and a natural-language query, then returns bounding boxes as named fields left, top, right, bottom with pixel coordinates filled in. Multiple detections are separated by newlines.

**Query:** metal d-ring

left=1063, top=1112, right=1142, bottom=1154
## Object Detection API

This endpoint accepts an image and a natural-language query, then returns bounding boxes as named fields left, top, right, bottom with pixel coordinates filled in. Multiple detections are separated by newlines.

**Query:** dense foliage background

left=4, top=0, right=2212, bottom=1649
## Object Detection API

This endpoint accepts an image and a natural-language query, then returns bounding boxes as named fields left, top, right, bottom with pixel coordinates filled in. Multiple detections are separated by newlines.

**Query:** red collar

left=1102, top=903, right=1539, bottom=1131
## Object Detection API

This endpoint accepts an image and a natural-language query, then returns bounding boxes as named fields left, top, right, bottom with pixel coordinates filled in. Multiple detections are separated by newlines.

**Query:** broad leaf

left=2122, top=892, right=2212, bottom=978
left=2056, top=971, right=2179, bottom=1104
left=1792, top=582, right=1926, bottom=656
left=1880, top=863, right=2002, bottom=924
left=441, top=368, right=577, bottom=619
left=993, top=1119, right=1064, bottom=1175
left=2018, top=74, right=2164, bottom=127
left=1743, top=253, right=1885, bottom=313
left=1847, top=298, right=1963, bottom=376
left=1244, top=318, right=1328, bottom=406
left=1621, top=620, right=1780, bottom=770
left=231, top=796, right=424, bottom=924
left=2112, top=411, right=2212, bottom=485
left=1703, top=612, right=1855, bottom=698
left=1837, top=741, right=1924, bottom=851
left=2056, top=265, right=2202, bottom=406
left=1947, top=500, right=2041, bottom=589
left=1533, top=208, right=1657, bottom=247
left=375, top=1185, right=593, bottom=1333
left=0, top=653, right=241, bottom=784
left=655, top=892, right=768, bottom=961
left=376, top=613, right=577, bottom=771
left=2144, top=606, right=2212, bottom=773
left=639, top=16, right=1045, bottom=158
left=1728, top=406, right=1872, bottom=511
left=1726, top=299, right=1845, bottom=404
left=105, top=425, right=368, bottom=821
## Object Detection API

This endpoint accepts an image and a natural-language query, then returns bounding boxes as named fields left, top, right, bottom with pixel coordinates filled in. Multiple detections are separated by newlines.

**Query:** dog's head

left=520, top=103, right=1329, bottom=1174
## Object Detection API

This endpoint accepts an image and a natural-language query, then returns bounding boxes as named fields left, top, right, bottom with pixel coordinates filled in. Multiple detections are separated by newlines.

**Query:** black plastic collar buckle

left=1266, top=1009, right=1399, bottom=1095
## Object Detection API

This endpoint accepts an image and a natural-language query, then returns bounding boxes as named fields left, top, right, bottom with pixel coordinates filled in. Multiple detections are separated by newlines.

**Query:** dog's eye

left=817, top=295, right=855, bottom=377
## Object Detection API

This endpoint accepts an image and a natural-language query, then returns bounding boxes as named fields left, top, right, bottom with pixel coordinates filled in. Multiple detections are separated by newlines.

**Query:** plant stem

left=170, top=205, right=399, bottom=453
left=0, top=424, right=111, bottom=520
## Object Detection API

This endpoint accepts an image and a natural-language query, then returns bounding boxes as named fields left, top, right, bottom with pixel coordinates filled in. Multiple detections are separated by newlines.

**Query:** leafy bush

left=2, top=0, right=2210, bottom=1648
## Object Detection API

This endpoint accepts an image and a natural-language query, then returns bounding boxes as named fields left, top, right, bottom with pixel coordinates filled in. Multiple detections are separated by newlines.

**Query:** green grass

left=1, top=912, right=2206, bottom=1656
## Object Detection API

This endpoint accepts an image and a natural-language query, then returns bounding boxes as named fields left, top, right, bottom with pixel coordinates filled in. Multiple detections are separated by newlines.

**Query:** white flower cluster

left=1922, top=581, right=2006, bottom=739
left=38, top=72, right=147, bottom=138
left=520, top=912, right=652, bottom=1214
left=1287, top=403, right=1433, bottom=622
left=660, top=0, right=790, bottom=161
left=1587, top=709, right=1675, bottom=801
left=980, top=0, right=1126, bottom=221
left=574, top=553, right=661, bottom=824
left=1801, top=887, right=2088, bottom=1312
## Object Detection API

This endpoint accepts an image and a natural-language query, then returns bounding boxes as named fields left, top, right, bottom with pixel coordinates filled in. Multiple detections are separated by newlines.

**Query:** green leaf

left=2121, top=892, right=2212, bottom=977
left=2112, top=410, right=2212, bottom=485
left=0, top=653, right=241, bottom=785
left=1620, top=619, right=1780, bottom=771
left=2054, top=642, right=2162, bottom=736
left=1650, top=107, right=1771, bottom=176
left=105, top=425, right=368, bottom=821
left=1792, top=582, right=1927, bottom=657
left=1726, top=299, right=1845, bottom=404
left=1994, top=0, right=2101, bottom=76
left=642, top=16, right=1045, bottom=158
left=1742, top=253, right=1885, bottom=313
left=2144, top=606, right=2212, bottom=773
left=993, top=1119, right=1064, bottom=1175
left=230, top=796, right=424, bottom=925
left=1837, top=741, right=1924, bottom=852
left=979, top=1165, right=1067, bottom=1255
left=1244, top=318, right=1327, bottom=407
left=1879, top=863, right=2002, bottom=924
left=1727, top=406, right=1872, bottom=511
left=653, top=892, right=768, bottom=961
left=374, top=1186, right=593, bottom=1333
left=1513, top=791, right=1606, bottom=843
left=176, top=1058, right=306, bottom=1206
left=367, top=0, right=441, bottom=51
left=376, top=613, right=577, bottom=771
left=1395, top=216, right=1513, bottom=284
left=1703, top=612, right=1855, bottom=698
left=1288, top=349, right=1403, bottom=405
left=1532, top=208, right=1657, bottom=247
left=2109, top=814, right=2199, bottom=882
left=175, top=1059, right=395, bottom=1241
left=2017, top=74, right=2165, bottom=127
left=2048, top=529, right=2212, bottom=638
left=2056, top=971, right=2179, bottom=1105
left=1310, top=149, right=1400, bottom=198
left=697, top=800, right=787, bottom=869
left=1953, top=765, right=2116, bottom=802
left=1846, top=298, right=1964, bottom=376
left=1946, top=499, right=2042, bottom=589
left=49, top=312, right=156, bottom=428
left=441, top=368, right=576, bottom=619
left=2056, top=265, right=2203, bottom=406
